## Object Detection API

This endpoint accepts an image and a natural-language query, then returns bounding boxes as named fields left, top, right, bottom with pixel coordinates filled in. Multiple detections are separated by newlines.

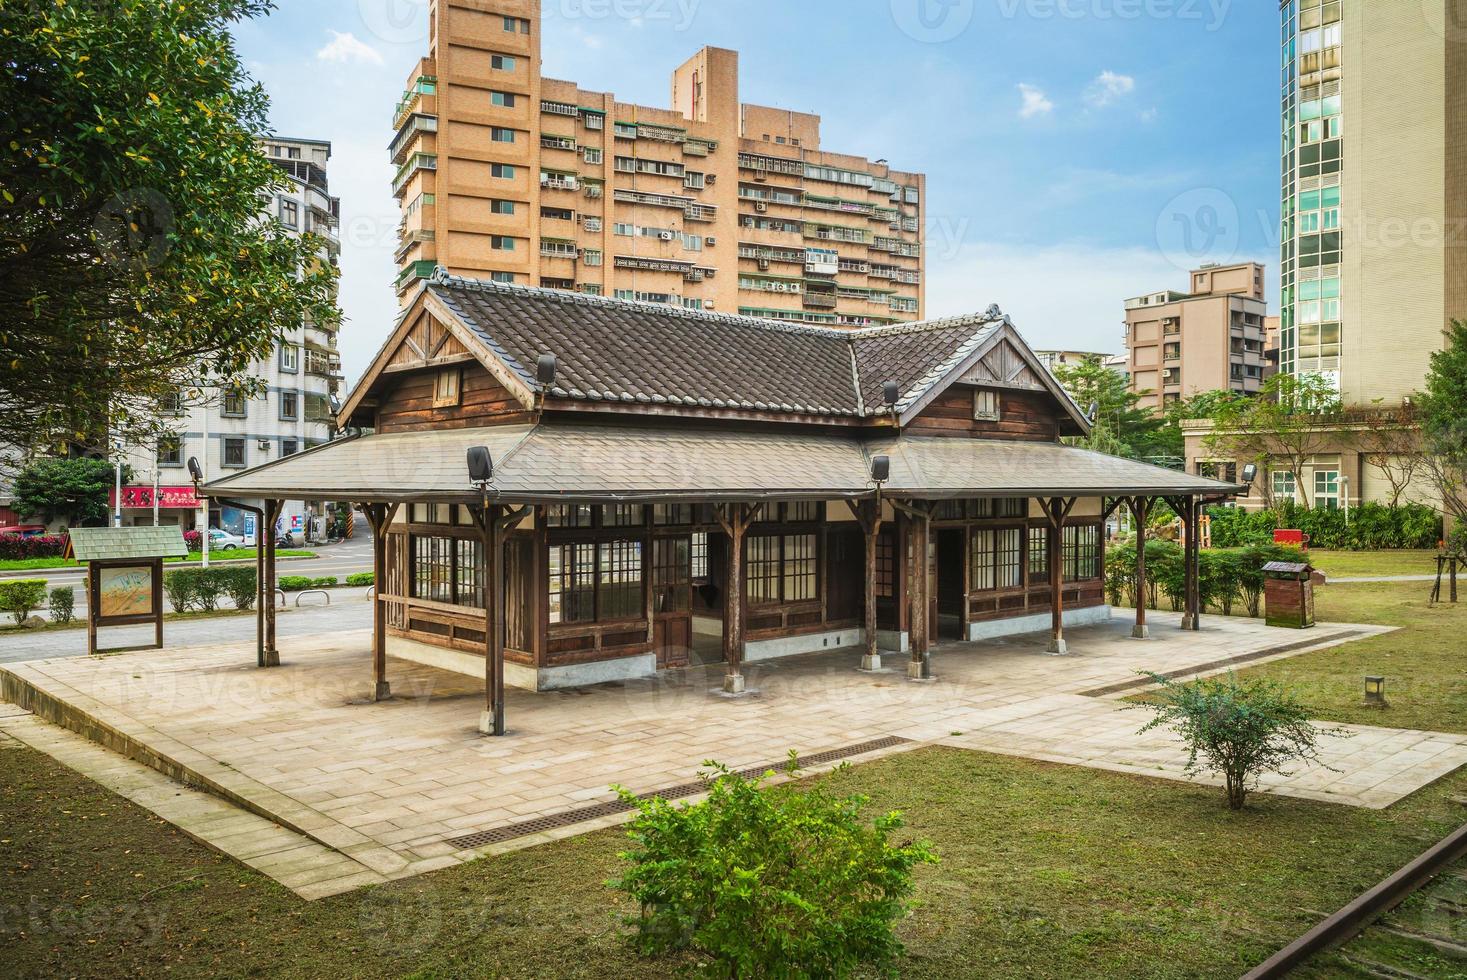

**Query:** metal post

left=113, top=442, right=123, bottom=528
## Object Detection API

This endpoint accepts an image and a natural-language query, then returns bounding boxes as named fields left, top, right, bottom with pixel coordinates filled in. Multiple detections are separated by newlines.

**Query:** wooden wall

left=375, top=362, right=533, bottom=433
left=907, top=387, right=1060, bottom=441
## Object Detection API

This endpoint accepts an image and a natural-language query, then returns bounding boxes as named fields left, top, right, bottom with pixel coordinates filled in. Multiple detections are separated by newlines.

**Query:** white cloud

left=1084, top=70, right=1136, bottom=108
left=316, top=31, right=383, bottom=66
left=925, top=241, right=1193, bottom=355
left=1017, top=84, right=1054, bottom=119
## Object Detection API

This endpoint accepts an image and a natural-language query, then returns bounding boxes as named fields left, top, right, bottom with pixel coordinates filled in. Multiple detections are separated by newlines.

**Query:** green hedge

left=164, top=567, right=256, bottom=612
left=0, top=578, right=47, bottom=624
left=346, top=572, right=374, bottom=587
left=1105, top=540, right=1304, bottom=618
left=279, top=575, right=337, bottom=591
left=1206, top=502, right=1441, bottom=551
left=48, top=586, right=74, bottom=624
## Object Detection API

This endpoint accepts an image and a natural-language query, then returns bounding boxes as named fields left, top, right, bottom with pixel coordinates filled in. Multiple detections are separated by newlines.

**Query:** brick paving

left=4, top=610, right=1465, bottom=899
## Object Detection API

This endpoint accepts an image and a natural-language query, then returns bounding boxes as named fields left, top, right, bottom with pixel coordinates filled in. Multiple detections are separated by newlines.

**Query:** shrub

left=217, top=567, right=257, bottom=611
left=48, top=586, right=74, bottom=624
left=163, top=568, right=199, bottom=611
left=346, top=572, right=374, bottom=587
left=278, top=575, right=314, bottom=592
left=312, top=576, right=337, bottom=588
left=0, top=533, right=68, bottom=561
left=609, top=760, right=937, bottom=976
left=164, top=568, right=226, bottom=612
left=182, top=529, right=203, bottom=554
left=1137, top=672, right=1337, bottom=810
left=0, top=579, right=48, bottom=624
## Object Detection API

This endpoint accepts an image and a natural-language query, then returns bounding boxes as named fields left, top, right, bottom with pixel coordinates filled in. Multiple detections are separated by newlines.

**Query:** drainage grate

left=445, top=735, right=911, bottom=850
left=1077, top=629, right=1368, bottom=699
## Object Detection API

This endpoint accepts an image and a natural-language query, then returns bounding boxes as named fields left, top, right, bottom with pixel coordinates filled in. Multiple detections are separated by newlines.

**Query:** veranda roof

left=202, top=422, right=1241, bottom=504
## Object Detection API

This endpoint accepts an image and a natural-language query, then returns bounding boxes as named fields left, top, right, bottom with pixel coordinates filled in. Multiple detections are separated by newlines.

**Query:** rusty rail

left=1242, top=819, right=1467, bottom=978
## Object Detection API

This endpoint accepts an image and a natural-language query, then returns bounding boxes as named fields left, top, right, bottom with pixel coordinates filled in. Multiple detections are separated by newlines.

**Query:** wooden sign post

left=69, top=527, right=189, bottom=655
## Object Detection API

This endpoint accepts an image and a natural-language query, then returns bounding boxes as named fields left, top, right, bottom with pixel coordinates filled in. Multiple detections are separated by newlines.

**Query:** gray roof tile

left=69, top=526, right=189, bottom=561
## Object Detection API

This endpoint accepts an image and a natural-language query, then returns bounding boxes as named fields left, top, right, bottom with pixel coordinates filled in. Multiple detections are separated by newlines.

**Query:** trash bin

left=1263, top=560, right=1317, bottom=628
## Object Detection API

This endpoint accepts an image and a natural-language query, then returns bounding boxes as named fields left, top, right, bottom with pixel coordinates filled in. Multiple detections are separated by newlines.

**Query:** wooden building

left=204, top=274, right=1240, bottom=734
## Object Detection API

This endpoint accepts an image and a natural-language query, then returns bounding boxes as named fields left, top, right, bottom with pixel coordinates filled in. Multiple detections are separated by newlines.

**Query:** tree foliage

left=1138, top=673, right=1335, bottom=810
left=1205, top=373, right=1343, bottom=508
left=0, top=0, right=338, bottom=454
left=1052, top=356, right=1170, bottom=461
left=12, top=456, right=123, bottom=526
left=1417, top=320, right=1467, bottom=531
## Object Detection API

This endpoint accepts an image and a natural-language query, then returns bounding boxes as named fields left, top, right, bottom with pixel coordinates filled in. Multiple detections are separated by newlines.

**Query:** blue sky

left=234, top=0, right=1280, bottom=380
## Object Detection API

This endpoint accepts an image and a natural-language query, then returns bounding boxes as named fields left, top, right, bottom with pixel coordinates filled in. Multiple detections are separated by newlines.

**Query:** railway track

left=1244, top=821, right=1467, bottom=978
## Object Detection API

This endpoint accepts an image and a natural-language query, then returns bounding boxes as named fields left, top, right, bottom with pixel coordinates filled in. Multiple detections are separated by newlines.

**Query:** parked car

left=208, top=528, right=246, bottom=551
left=2, top=524, right=49, bottom=538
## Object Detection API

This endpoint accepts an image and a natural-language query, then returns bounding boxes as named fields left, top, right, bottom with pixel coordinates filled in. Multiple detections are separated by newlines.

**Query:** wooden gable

left=956, top=337, right=1048, bottom=391
left=386, top=312, right=473, bottom=371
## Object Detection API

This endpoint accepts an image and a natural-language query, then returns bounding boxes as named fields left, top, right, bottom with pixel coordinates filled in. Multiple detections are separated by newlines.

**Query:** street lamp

left=1364, top=675, right=1387, bottom=707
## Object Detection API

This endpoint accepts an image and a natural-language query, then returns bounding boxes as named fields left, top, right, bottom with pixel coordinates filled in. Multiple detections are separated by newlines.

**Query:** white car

left=208, top=528, right=246, bottom=551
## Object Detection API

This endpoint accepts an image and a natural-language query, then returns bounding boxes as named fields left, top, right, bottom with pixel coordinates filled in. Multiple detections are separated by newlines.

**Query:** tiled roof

left=69, top=526, right=189, bottom=561
left=204, top=421, right=1243, bottom=503
left=426, top=274, right=1008, bottom=418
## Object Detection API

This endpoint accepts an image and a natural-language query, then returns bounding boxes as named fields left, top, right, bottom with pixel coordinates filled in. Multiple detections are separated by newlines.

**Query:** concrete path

left=6, top=609, right=1464, bottom=899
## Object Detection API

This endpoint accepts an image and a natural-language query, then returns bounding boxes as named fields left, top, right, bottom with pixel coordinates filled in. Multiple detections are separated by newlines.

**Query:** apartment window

left=1314, top=469, right=1341, bottom=510
left=582, top=249, right=602, bottom=267
left=157, top=436, right=182, bottom=467
left=490, top=91, right=517, bottom=108
left=488, top=200, right=516, bottom=218
left=578, top=283, right=601, bottom=295
left=490, top=271, right=516, bottom=284
left=491, top=127, right=516, bottom=143
left=279, top=199, right=299, bottom=228
left=282, top=439, right=298, bottom=457
left=279, top=390, right=298, bottom=421
left=433, top=367, right=461, bottom=408
left=279, top=343, right=299, bottom=373
left=221, top=390, right=247, bottom=418
left=502, top=15, right=530, bottom=33
left=160, top=390, right=184, bottom=415
left=222, top=437, right=246, bottom=468
left=491, top=163, right=516, bottom=179
left=973, top=389, right=1000, bottom=422
left=969, top=527, right=1023, bottom=591
left=491, top=54, right=516, bottom=71
left=490, top=235, right=516, bottom=251
left=1271, top=469, right=1297, bottom=502
left=582, top=147, right=602, bottom=165
left=541, top=206, right=574, bottom=221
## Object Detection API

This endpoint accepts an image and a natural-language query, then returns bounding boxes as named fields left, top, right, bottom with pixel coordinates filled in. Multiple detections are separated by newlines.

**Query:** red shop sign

left=109, top=486, right=201, bottom=509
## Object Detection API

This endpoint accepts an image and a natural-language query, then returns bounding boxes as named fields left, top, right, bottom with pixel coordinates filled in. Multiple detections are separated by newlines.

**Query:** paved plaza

left=4, top=610, right=1466, bottom=900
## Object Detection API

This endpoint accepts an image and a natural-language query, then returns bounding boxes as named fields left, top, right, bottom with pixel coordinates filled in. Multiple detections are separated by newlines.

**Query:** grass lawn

left=0, top=549, right=316, bottom=572
left=1305, top=549, right=1442, bottom=579
left=3, top=554, right=1467, bottom=977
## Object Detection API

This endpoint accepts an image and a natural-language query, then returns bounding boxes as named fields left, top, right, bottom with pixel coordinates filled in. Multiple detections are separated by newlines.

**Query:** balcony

left=389, top=113, right=438, bottom=165
left=392, top=153, right=436, bottom=197
left=541, top=99, right=579, bottom=117
left=803, top=291, right=838, bottom=310
left=541, top=134, right=577, bottom=151
left=540, top=172, right=579, bottom=191
left=395, top=258, right=436, bottom=290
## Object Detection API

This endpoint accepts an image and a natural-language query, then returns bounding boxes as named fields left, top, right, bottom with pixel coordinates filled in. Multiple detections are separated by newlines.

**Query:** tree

left=1357, top=410, right=1425, bottom=508
left=1417, top=320, right=1467, bottom=534
left=1052, top=356, right=1166, bottom=461
left=12, top=456, right=125, bottom=526
left=1138, top=672, right=1335, bottom=810
left=0, top=0, right=338, bottom=456
left=1206, top=373, right=1343, bottom=508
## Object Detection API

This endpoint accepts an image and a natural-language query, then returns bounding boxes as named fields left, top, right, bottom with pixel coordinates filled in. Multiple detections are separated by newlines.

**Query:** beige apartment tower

left=391, top=1, right=925, bottom=325
left=1124, top=262, right=1269, bottom=412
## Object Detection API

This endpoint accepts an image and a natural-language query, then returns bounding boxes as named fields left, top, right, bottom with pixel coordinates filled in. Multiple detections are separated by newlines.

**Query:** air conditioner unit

left=705, top=236, right=717, bottom=246
left=758, top=258, right=770, bottom=271
left=706, top=174, right=717, bottom=185
left=754, top=173, right=767, bottom=182
left=755, top=201, right=768, bottom=213
left=659, top=230, right=675, bottom=241
left=705, top=300, right=715, bottom=309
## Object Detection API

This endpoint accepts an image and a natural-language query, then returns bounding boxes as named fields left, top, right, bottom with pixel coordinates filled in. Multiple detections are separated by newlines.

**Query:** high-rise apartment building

left=111, top=137, right=344, bottom=541
left=390, top=2, right=925, bottom=326
left=1123, top=262, right=1269, bottom=412
left=1278, top=0, right=1467, bottom=404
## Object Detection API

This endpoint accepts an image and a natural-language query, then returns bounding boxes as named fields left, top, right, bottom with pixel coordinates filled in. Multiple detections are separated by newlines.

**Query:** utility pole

left=112, top=437, right=123, bottom=528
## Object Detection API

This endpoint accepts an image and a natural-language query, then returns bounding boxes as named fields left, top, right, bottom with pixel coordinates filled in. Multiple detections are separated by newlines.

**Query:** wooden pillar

left=254, top=529, right=266, bottom=667
left=262, top=499, right=282, bottom=666
left=366, top=503, right=398, bottom=701
left=1040, top=496, right=1077, bottom=655
left=907, top=507, right=932, bottom=679
left=1182, top=496, right=1201, bottom=632
left=715, top=503, right=753, bottom=694
left=1130, top=496, right=1153, bottom=639
left=856, top=498, right=883, bottom=671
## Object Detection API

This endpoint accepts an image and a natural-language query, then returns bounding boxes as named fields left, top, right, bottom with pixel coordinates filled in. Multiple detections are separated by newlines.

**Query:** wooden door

left=825, top=525, right=863, bottom=623
left=652, top=536, right=693, bottom=668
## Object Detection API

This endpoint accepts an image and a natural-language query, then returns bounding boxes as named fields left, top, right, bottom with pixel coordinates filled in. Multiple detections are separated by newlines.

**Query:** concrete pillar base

left=907, top=657, right=931, bottom=680
left=477, top=710, right=497, bottom=735
left=860, top=653, right=882, bottom=672
left=722, top=673, right=746, bottom=694
left=373, top=681, right=391, bottom=702
left=1046, top=638, right=1069, bottom=656
left=1131, top=624, right=1150, bottom=639
left=1180, top=614, right=1198, bottom=631
left=263, top=650, right=280, bottom=667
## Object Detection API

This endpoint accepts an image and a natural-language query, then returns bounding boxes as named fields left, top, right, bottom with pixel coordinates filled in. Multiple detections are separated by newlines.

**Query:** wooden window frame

left=432, top=367, right=461, bottom=408
left=973, top=388, right=1001, bottom=422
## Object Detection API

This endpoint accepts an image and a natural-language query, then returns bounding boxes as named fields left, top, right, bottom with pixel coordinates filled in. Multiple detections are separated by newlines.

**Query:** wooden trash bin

left=1263, top=560, right=1317, bottom=629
